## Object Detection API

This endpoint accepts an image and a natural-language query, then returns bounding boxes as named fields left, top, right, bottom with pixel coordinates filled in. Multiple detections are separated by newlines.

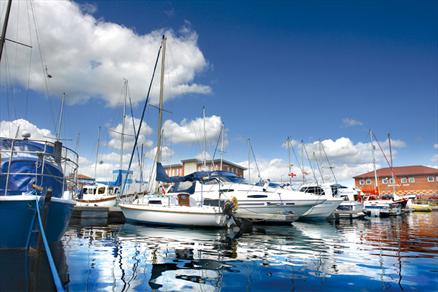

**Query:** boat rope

left=35, top=197, right=65, bottom=292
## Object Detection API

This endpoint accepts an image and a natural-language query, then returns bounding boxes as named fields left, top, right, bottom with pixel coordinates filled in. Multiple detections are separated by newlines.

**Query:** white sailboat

left=119, top=36, right=232, bottom=227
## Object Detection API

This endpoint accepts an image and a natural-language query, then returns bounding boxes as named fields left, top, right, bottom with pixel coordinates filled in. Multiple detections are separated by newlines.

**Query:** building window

left=401, top=177, right=407, bottom=183
left=359, top=179, right=365, bottom=185
left=382, top=178, right=388, bottom=184
left=409, top=177, right=415, bottom=183
left=389, top=178, right=395, bottom=184
left=427, top=176, right=434, bottom=182
left=365, top=178, right=372, bottom=185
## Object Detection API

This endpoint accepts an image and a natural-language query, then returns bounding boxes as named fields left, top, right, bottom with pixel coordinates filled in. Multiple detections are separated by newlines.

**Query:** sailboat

left=0, top=0, right=79, bottom=248
left=362, top=130, right=403, bottom=217
left=119, top=36, right=233, bottom=227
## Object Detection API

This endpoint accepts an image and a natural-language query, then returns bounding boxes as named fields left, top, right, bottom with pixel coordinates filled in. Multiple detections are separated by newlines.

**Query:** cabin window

left=98, top=187, right=105, bottom=194
left=359, top=179, right=365, bottom=185
left=108, top=187, right=114, bottom=194
left=365, top=179, right=372, bottom=185
left=401, top=177, right=407, bottom=183
left=301, top=186, right=325, bottom=196
left=408, top=177, right=415, bottom=183
left=427, top=176, right=434, bottom=182
left=382, top=178, right=388, bottom=184
left=114, top=188, right=119, bottom=194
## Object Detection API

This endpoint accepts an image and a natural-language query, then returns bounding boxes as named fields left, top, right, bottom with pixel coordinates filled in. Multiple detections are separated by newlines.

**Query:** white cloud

left=2, top=0, right=210, bottom=106
left=342, top=117, right=363, bottom=127
left=434, top=144, right=438, bottom=150
left=108, top=116, right=153, bottom=150
left=0, top=119, right=54, bottom=140
left=162, top=115, right=223, bottom=144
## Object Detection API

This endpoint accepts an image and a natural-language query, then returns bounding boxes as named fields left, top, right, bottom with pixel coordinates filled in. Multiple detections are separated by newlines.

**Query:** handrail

left=35, top=197, right=65, bottom=292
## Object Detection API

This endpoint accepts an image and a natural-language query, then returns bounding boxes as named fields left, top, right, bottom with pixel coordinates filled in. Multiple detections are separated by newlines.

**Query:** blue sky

left=0, top=0, right=437, bottom=183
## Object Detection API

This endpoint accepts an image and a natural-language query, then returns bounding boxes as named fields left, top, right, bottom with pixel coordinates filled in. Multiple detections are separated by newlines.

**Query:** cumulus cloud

left=342, top=117, right=363, bottom=127
left=434, top=144, right=438, bottom=150
left=0, top=119, right=54, bottom=140
left=2, top=0, right=210, bottom=106
left=108, top=116, right=153, bottom=150
left=162, top=115, right=224, bottom=144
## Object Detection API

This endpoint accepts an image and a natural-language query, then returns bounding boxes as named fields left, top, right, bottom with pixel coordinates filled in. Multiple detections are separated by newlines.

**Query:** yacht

left=297, top=183, right=344, bottom=220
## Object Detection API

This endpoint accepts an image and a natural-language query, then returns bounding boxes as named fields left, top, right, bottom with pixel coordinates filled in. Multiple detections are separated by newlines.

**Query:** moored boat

left=0, top=136, right=79, bottom=248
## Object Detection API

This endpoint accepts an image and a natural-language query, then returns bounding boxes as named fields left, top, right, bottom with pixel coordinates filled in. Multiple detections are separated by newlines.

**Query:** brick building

left=353, top=165, right=438, bottom=199
left=164, top=159, right=246, bottom=178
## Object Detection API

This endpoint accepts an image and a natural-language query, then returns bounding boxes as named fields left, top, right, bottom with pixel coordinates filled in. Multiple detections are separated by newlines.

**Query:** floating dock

left=71, top=206, right=125, bottom=225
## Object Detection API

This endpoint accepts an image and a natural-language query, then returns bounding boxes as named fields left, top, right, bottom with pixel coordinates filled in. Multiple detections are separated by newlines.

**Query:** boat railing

left=0, top=138, right=79, bottom=196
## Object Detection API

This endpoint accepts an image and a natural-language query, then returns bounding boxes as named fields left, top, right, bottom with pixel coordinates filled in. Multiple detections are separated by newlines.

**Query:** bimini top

left=156, top=162, right=246, bottom=184
left=0, top=138, right=77, bottom=197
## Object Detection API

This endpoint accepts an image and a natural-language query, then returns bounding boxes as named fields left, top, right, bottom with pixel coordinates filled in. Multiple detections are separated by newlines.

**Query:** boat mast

left=155, top=37, right=166, bottom=164
left=247, top=138, right=251, bottom=183
left=120, top=79, right=128, bottom=172
left=369, top=129, right=379, bottom=195
left=0, top=0, right=12, bottom=62
left=202, top=106, right=207, bottom=170
left=94, top=126, right=101, bottom=181
left=55, top=93, right=66, bottom=141
left=287, top=136, right=292, bottom=185
left=320, top=139, right=337, bottom=184
left=220, top=123, right=224, bottom=170
left=302, top=140, right=319, bottom=185
left=388, top=133, right=397, bottom=195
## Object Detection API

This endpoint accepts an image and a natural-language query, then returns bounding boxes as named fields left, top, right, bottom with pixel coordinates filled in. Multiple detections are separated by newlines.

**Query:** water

left=1, top=212, right=437, bottom=291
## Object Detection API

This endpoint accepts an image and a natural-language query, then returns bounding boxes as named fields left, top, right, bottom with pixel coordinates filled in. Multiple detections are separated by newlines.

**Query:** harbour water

left=1, top=212, right=437, bottom=291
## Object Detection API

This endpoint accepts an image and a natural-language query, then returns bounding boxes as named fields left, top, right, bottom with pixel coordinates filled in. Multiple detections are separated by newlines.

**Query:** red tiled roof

left=353, top=165, right=438, bottom=179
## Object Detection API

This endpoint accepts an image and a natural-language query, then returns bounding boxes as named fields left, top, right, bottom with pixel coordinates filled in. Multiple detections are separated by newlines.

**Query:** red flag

left=288, top=172, right=296, bottom=177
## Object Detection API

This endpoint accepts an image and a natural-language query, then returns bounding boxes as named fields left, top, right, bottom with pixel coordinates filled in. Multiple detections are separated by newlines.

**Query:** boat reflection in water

left=0, top=241, right=69, bottom=291
left=60, top=212, right=438, bottom=291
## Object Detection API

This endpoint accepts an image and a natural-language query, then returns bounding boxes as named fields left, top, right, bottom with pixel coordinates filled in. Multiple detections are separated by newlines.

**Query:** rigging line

left=371, top=132, right=392, bottom=168
left=121, top=38, right=162, bottom=197
left=29, top=0, right=56, bottom=131
left=319, top=139, right=337, bottom=184
left=211, top=124, right=223, bottom=166
left=126, top=84, right=144, bottom=176
left=249, top=139, right=261, bottom=181
left=24, top=0, right=33, bottom=120
left=302, top=140, right=319, bottom=185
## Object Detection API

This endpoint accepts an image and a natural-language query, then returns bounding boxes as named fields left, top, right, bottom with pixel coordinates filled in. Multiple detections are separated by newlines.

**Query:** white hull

left=334, top=201, right=365, bottom=219
left=76, top=195, right=117, bottom=207
left=119, top=203, right=228, bottom=227
left=301, top=198, right=343, bottom=219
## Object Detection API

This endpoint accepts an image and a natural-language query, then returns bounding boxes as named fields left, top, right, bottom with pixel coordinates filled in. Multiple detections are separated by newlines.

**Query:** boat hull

left=364, top=200, right=402, bottom=217
left=119, top=204, right=227, bottom=227
left=0, top=195, right=75, bottom=249
left=301, top=198, right=343, bottom=220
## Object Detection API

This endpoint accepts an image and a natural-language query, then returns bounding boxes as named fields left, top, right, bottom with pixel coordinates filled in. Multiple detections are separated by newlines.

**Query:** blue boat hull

left=0, top=196, right=75, bottom=249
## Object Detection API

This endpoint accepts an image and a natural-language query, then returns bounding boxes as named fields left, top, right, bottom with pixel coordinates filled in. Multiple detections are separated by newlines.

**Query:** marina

left=0, top=212, right=437, bottom=291
left=0, top=0, right=437, bottom=291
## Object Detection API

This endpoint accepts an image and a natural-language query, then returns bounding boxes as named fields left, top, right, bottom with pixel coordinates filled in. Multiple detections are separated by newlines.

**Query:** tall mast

left=313, top=151, right=325, bottom=184
left=302, top=141, right=318, bottom=185
left=155, top=36, right=166, bottom=163
left=0, top=0, right=12, bottom=62
left=388, top=133, right=397, bottom=195
left=320, top=139, right=337, bottom=184
left=94, top=126, right=101, bottom=181
left=202, top=106, right=207, bottom=170
left=369, top=129, right=379, bottom=194
left=247, top=138, right=251, bottom=183
left=220, top=123, right=224, bottom=170
left=120, top=79, right=128, bottom=171
left=287, top=137, right=292, bottom=185
left=55, top=93, right=66, bottom=141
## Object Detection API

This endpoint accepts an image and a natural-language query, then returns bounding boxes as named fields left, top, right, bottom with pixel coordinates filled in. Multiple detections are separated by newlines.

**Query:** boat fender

left=231, top=196, right=238, bottom=210
left=223, top=200, right=234, bottom=217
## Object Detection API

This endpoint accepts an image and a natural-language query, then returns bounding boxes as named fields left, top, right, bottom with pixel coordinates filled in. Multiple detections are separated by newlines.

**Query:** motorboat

left=297, top=183, right=344, bottom=220
left=331, top=184, right=365, bottom=219
left=0, top=136, right=78, bottom=248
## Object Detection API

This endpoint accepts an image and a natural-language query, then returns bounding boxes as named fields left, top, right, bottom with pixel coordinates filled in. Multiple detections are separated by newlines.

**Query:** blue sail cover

left=155, top=162, right=238, bottom=183
left=0, top=139, right=64, bottom=197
